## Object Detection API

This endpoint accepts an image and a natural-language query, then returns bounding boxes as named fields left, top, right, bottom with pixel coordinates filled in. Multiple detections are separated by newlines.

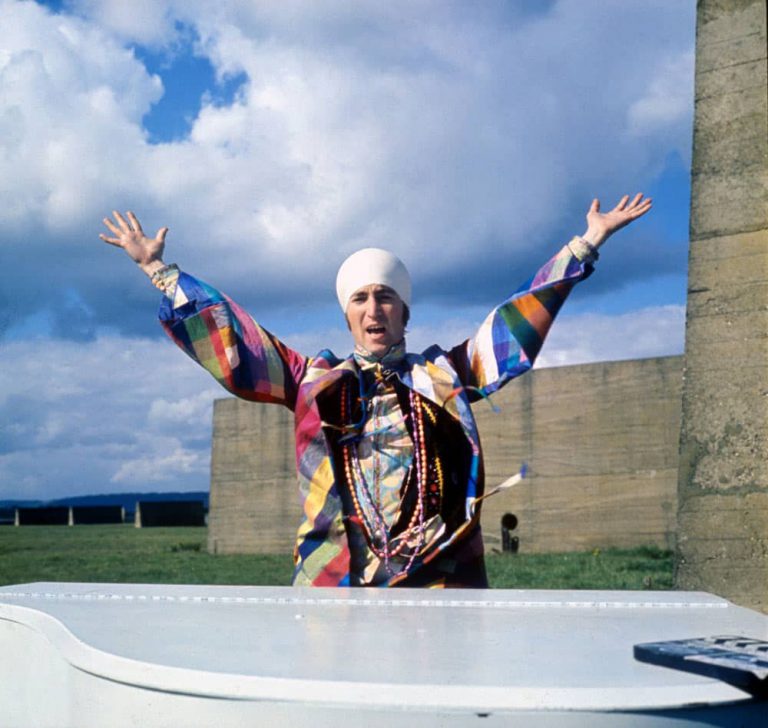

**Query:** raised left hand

left=583, top=193, right=652, bottom=249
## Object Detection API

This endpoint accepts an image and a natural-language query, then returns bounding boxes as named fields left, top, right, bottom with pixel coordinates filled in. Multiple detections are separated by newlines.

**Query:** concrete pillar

left=676, top=0, right=768, bottom=612
left=207, top=397, right=299, bottom=554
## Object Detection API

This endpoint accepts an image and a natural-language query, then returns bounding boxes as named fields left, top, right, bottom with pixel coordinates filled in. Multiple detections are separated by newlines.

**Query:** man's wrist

left=139, top=259, right=166, bottom=277
left=581, top=229, right=607, bottom=249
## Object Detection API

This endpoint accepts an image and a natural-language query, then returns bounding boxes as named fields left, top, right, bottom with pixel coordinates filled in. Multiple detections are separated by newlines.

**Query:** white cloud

left=0, top=334, right=218, bottom=498
left=1, top=0, right=694, bottom=320
left=627, top=51, right=695, bottom=147
left=0, top=0, right=696, bottom=500
left=536, top=305, right=686, bottom=368
left=0, top=0, right=162, bottom=232
left=110, top=438, right=206, bottom=484
left=68, top=0, right=176, bottom=47
left=148, top=389, right=220, bottom=425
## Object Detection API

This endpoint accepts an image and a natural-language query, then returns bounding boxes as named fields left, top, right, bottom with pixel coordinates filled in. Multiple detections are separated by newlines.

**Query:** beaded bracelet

left=150, top=263, right=180, bottom=293
left=568, top=236, right=600, bottom=264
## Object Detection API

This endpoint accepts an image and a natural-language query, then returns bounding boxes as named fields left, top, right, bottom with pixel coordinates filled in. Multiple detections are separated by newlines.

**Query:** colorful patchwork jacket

left=158, top=241, right=592, bottom=587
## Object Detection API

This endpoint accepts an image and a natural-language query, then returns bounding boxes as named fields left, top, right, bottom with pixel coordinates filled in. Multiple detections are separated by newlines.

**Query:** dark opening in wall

left=501, top=513, right=518, bottom=531
left=501, top=512, right=519, bottom=553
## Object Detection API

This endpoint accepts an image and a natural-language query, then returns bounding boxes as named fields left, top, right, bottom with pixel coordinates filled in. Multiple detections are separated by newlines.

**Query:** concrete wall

left=477, top=357, right=682, bottom=554
left=208, top=355, right=683, bottom=556
left=208, top=397, right=298, bottom=554
left=676, top=0, right=768, bottom=612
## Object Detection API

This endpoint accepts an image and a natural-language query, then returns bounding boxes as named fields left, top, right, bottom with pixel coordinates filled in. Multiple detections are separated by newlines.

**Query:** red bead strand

left=340, top=379, right=435, bottom=576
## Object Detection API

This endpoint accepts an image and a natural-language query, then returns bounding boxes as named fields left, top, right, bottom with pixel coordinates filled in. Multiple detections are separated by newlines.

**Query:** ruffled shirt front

left=351, top=342, right=414, bottom=532
left=347, top=342, right=423, bottom=584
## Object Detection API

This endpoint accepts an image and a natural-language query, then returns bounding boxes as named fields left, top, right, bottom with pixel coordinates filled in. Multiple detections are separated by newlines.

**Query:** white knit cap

left=335, top=247, right=411, bottom=312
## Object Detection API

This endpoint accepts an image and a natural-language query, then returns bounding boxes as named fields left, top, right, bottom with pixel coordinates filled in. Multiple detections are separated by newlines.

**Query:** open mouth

left=366, top=325, right=386, bottom=335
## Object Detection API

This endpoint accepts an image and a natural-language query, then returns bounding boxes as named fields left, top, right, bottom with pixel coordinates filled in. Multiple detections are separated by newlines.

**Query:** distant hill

left=0, top=492, right=209, bottom=519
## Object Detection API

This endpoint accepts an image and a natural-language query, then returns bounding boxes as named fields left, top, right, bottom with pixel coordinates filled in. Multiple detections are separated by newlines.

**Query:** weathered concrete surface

left=676, top=0, right=768, bottom=612
left=208, top=397, right=298, bottom=554
left=477, top=357, right=682, bottom=554
left=690, top=0, right=768, bottom=239
left=208, top=356, right=683, bottom=557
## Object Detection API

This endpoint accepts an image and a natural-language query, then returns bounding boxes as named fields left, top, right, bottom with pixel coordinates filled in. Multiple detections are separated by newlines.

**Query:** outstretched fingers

left=102, top=216, right=121, bottom=235
left=611, top=193, right=652, bottom=221
left=627, top=194, right=652, bottom=219
left=100, top=210, right=152, bottom=246
left=614, top=194, right=630, bottom=212
left=100, top=216, right=123, bottom=246
left=99, top=233, right=121, bottom=246
left=112, top=210, right=132, bottom=232
left=127, top=211, right=144, bottom=235
left=99, top=210, right=167, bottom=267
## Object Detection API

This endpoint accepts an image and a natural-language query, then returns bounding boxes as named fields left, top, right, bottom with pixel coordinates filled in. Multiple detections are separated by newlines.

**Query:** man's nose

left=365, top=298, right=381, bottom=316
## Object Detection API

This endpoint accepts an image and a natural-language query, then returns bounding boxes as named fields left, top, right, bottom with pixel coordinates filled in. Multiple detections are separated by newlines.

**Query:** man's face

left=346, top=284, right=405, bottom=357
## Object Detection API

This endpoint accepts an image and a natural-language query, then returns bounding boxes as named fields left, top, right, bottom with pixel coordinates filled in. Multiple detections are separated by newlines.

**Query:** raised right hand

left=100, top=211, right=168, bottom=274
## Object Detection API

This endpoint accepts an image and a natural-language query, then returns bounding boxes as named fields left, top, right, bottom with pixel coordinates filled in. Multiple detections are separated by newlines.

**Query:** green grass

left=0, top=526, right=294, bottom=586
left=485, top=545, right=674, bottom=590
left=0, top=526, right=673, bottom=590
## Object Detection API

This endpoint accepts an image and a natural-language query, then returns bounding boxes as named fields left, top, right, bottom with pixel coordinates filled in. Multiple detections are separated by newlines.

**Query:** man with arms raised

left=100, top=194, right=650, bottom=587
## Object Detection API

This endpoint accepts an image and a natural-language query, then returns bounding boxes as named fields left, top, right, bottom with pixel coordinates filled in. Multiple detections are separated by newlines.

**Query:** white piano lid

left=1, top=582, right=767, bottom=713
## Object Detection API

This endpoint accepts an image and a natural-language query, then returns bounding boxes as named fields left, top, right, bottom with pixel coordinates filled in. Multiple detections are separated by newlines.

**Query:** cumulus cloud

left=627, top=51, right=696, bottom=144
left=0, top=0, right=695, bottom=500
left=148, top=389, right=220, bottom=425
left=397, top=303, right=686, bottom=367
left=536, top=305, right=686, bottom=368
left=66, top=0, right=178, bottom=47
left=0, top=0, right=162, bottom=231
left=110, top=437, right=206, bottom=484
left=1, top=0, right=694, bottom=340
left=0, top=334, right=217, bottom=498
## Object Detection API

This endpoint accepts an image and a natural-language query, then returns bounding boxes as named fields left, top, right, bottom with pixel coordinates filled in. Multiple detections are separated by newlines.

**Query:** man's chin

left=363, top=337, right=393, bottom=357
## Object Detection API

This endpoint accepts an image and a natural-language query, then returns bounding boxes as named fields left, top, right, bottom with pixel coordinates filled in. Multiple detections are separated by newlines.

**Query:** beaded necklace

left=340, top=377, right=444, bottom=578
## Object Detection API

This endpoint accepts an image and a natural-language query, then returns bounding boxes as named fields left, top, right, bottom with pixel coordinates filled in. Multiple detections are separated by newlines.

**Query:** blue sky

left=0, top=0, right=695, bottom=500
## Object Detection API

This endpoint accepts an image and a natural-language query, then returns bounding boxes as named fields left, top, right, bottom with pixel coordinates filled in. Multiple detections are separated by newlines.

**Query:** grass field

left=0, top=525, right=674, bottom=590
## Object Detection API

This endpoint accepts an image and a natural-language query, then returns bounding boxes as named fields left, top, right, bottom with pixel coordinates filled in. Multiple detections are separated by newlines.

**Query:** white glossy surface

left=1, top=583, right=766, bottom=726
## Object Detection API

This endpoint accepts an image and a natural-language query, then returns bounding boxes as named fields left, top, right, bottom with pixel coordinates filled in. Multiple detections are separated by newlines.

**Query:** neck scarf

left=353, top=339, right=406, bottom=371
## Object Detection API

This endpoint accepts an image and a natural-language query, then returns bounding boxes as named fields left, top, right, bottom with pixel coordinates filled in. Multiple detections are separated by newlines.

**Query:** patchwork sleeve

left=158, top=271, right=307, bottom=410
left=448, top=241, right=593, bottom=399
